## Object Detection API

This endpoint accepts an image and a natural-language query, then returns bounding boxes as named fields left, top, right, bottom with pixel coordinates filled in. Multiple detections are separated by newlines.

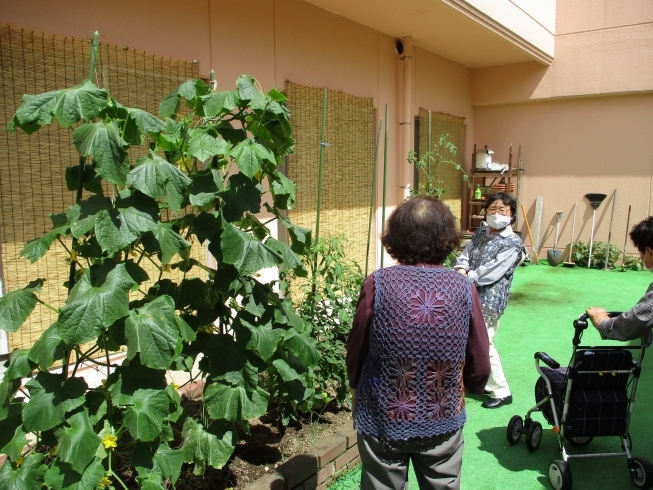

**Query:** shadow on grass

left=476, top=426, right=551, bottom=488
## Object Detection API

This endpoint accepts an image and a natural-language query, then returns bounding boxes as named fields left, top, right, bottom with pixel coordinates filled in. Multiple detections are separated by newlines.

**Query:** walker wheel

left=630, top=458, right=653, bottom=489
left=549, top=460, right=572, bottom=490
left=526, top=421, right=543, bottom=452
left=567, top=436, right=593, bottom=447
left=507, top=415, right=523, bottom=445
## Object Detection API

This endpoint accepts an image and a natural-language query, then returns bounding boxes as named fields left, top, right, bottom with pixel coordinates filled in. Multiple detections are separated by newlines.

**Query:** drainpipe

left=399, top=36, right=414, bottom=200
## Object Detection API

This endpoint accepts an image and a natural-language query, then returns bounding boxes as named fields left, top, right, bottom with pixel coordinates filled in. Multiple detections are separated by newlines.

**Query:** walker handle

left=534, top=352, right=560, bottom=369
left=573, top=312, right=622, bottom=346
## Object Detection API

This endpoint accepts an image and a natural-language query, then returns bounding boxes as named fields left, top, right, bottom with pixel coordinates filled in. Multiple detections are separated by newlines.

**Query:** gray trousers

left=357, top=429, right=464, bottom=490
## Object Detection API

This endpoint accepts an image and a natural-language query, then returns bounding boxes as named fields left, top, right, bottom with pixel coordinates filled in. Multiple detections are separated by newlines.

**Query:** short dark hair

left=630, top=217, right=653, bottom=253
left=484, top=192, right=517, bottom=224
left=381, top=196, right=460, bottom=265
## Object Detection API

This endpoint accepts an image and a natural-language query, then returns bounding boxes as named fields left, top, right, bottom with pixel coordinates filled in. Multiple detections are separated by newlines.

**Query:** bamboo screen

left=417, top=109, right=466, bottom=226
left=0, top=24, right=202, bottom=351
left=284, top=81, right=375, bottom=275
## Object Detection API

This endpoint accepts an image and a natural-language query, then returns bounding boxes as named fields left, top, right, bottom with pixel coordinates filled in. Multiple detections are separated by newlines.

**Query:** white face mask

left=486, top=214, right=512, bottom=230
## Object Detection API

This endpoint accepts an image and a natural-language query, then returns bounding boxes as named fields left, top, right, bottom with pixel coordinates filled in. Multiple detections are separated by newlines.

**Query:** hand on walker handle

left=586, top=307, right=610, bottom=328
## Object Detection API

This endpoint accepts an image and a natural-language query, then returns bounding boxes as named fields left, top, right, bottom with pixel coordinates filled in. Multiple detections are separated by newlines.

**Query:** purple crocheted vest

left=353, top=265, right=472, bottom=442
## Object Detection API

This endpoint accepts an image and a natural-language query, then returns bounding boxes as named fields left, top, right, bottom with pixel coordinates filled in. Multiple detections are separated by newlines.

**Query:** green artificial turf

left=330, top=264, right=653, bottom=490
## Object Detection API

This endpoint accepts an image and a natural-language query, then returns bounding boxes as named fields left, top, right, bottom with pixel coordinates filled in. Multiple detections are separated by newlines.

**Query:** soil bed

left=112, top=398, right=353, bottom=489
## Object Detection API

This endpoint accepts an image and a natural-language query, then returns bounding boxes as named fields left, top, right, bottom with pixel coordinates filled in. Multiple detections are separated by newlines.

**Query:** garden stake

left=604, top=189, right=617, bottom=271
left=64, top=31, right=100, bottom=380
left=427, top=111, right=432, bottom=194
left=380, top=104, right=389, bottom=268
left=312, top=88, right=328, bottom=297
left=514, top=145, right=523, bottom=229
left=585, top=193, right=607, bottom=268
left=521, top=204, right=539, bottom=265
left=564, top=202, right=577, bottom=268
left=620, top=204, right=632, bottom=272
left=365, top=118, right=383, bottom=276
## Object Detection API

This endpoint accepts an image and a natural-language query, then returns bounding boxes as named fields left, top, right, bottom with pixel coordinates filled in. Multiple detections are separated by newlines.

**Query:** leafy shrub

left=0, top=37, right=319, bottom=488
left=622, top=255, right=645, bottom=271
left=571, top=240, right=621, bottom=269
left=295, top=235, right=363, bottom=413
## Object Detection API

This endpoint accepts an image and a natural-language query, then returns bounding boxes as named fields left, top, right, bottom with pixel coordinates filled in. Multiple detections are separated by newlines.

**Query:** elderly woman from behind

left=347, top=196, right=490, bottom=490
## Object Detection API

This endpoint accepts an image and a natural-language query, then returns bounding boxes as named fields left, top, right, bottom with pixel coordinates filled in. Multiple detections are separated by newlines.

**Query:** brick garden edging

left=244, top=423, right=360, bottom=490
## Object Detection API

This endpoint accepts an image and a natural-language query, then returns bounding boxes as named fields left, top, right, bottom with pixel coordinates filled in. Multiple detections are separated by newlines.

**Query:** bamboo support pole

left=365, top=119, right=383, bottom=276
left=380, top=104, right=389, bottom=268
left=604, top=189, right=617, bottom=271
left=312, top=88, right=328, bottom=294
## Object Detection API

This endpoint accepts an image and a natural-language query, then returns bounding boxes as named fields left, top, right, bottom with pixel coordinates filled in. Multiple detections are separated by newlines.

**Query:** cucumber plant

left=0, top=35, right=318, bottom=489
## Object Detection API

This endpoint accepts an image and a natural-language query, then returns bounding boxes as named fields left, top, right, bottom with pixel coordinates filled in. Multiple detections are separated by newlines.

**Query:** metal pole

left=621, top=205, right=632, bottom=271
left=427, top=110, right=432, bottom=194
left=365, top=119, right=383, bottom=276
left=380, top=104, right=389, bottom=268
left=605, top=189, right=617, bottom=271
left=588, top=209, right=597, bottom=269
left=314, top=88, right=328, bottom=249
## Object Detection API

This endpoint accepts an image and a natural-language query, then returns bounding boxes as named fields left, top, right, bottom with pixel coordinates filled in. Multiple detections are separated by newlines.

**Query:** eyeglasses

left=486, top=206, right=510, bottom=215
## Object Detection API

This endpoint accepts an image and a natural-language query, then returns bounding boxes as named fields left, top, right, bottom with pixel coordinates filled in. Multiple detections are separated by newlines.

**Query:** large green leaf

left=131, top=442, right=184, bottom=485
left=1, top=424, right=27, bottom=462
left=268, top=206, right=311, bottom=254
left=122, top=388, right=170, bottom=441
left=187, top=131, right=229, bottom=163
left=127, top=151, right=192, bottom=215
left=125, top=295, right=181, bottom=370
left=54, top=410, right=101, bottom=474
left=43, top=458, right=104, bottom=490
left=201, top=334, right=258, bottom=391
left=221, top=223, right=282, bottom=276
left=94, top=207, right=157, bottom=255
left=0, top=379, right=21, bottom=422
left=232, top=316, right=284, bottom=362
left=200, top=90, right=239, bottom=117
left=271, top=172, right=296, bottom=210
left=22, top=373, right=87, bottom=432
left=20, top=226, right=68, bottom=263
left=272, top=358, right=301, bottom=382
left=28, top=323, right=66, bottom=371
left=65, top=164, right=104, bottom=194
left=0, top=453, right=47, bottom=490
left=203, top=382, right=269, bottom=421
left=72, top=120, right=129, bottom=185
left=265, top=237, right=303, bottom=274
left=159, top=79, right=208, bottom=117
left=217, top=173, right=261, bottom=222
left=151, top=223, right=190, bottom=264
left=3, top=349, right=34, bottom=381
left=58, top=262, right=135, bottom=346
left=8, top=80, right=107, bottom=133
left=68, top=195, right=113, bottom=238
left=236, top=75, right=267, bottom=110
left=181, top=418, right=237, bottom=476
left=188, top=170, right=223, bottom=208
left=123, top=107, right=166, bottom=145
left=229, top=138, right=274, bottom=179
left=0, top=280, right=42, bottom=333
left=0, top=404, right=23, bottom=451
left=282, top=329, right=320, bottom=367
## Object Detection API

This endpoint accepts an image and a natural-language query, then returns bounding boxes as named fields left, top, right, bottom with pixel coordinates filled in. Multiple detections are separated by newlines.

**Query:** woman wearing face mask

left=454, top=192, right=523, bottom=409
left=587, top=216, right=653, bottom=340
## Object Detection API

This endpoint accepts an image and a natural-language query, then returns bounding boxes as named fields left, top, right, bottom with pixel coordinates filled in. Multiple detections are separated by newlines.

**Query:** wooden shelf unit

left=465, top=144, right=517, bottom=232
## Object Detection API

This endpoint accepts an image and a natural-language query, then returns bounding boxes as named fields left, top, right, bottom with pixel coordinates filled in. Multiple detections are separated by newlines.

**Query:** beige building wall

left=1, top=0, right=474, bottom=269
left=471, top=0, right=653, bottom=257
